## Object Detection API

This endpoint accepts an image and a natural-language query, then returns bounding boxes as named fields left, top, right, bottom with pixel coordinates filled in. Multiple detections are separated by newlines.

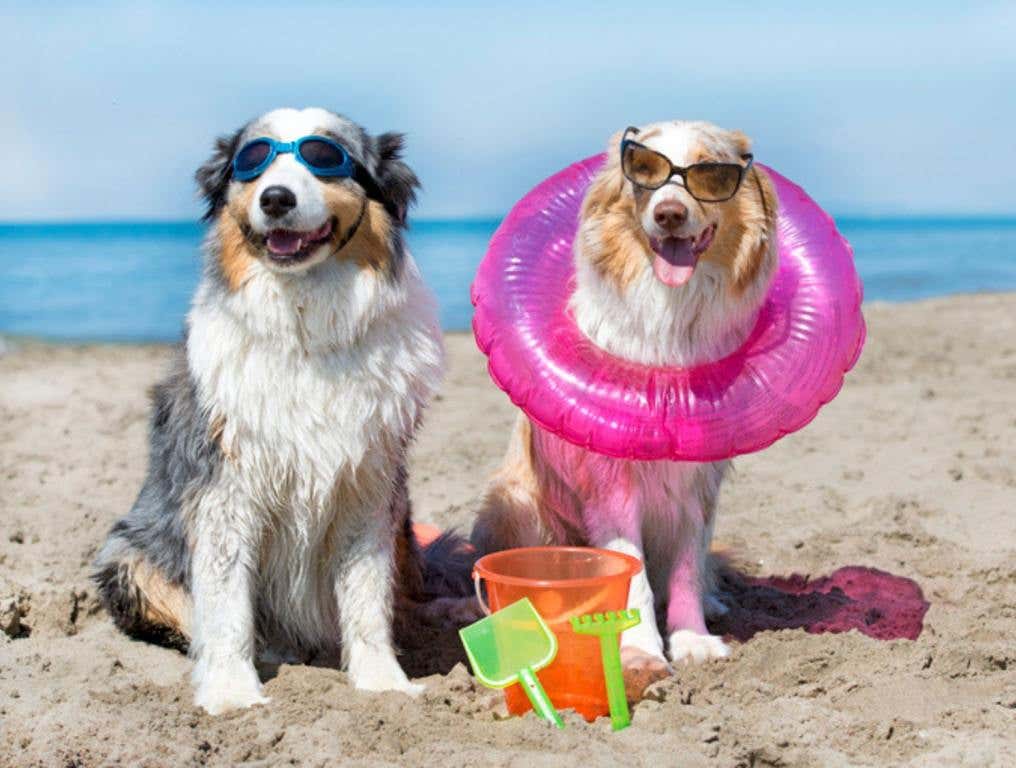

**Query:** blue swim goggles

left=232, top=134, right=398, bottom=221
left=232, top=135, right=354, bottom=181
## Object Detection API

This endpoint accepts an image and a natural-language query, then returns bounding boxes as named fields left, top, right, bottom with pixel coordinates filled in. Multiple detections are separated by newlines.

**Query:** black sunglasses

left=620, top=126, right=753, bottom=202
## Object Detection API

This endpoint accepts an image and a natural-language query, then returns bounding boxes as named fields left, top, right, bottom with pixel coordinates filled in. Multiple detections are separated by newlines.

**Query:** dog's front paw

left=621, top=645, right=673, bottom=701
left=349, top=651, right=423, bottom=697
left=667, top=629, right=730, bottom=664
left=193, top=657, right=269, bottom=716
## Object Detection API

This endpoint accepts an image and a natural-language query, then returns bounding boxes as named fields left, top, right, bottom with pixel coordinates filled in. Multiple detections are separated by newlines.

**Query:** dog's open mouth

left=264, top=218, right=336, bottom=264
left=650, top=224, right=716, bottom=287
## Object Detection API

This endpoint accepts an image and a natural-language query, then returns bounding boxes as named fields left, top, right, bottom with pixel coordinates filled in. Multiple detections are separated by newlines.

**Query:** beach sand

left=2, top=294, right=1014, bottom=767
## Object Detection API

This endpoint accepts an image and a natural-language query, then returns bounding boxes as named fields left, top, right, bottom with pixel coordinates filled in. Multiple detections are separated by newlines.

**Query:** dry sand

left=1, top=294, right=1014, bottom=767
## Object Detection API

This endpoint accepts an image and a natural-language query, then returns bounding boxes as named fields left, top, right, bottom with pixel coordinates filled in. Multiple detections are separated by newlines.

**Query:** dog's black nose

left=260, top=186, right=297, bottom=218
left=653, top=200, right=688, bottom=232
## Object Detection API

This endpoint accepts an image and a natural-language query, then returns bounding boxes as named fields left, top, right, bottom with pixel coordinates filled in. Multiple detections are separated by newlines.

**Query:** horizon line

left=2, top=213, right=1016, bottom=229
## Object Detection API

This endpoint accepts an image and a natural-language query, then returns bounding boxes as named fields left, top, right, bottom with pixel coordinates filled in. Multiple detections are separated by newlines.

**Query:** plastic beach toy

left=471, top=155, right=865, bottom=462
left=571, top=609, right=642, bottom=731
left=473, top=546, right=641, bottom=721
left=459, top=598, right=564, bottom=728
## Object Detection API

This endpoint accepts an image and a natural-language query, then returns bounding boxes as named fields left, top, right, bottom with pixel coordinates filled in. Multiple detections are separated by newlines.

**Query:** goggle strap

left=334, top=197, right=368, bottom=255
left=353, top=164, right=398, bottom=221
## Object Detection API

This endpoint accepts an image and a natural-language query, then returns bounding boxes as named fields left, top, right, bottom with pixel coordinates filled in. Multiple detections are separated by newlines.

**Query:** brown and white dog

left=93, top=108, right=465, bottom=715
left=472, top=121, right=778, bottom=691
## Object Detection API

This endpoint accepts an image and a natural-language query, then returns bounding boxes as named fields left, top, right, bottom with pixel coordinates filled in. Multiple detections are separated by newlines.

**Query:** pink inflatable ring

left=471, top=155, right=865, bottom=462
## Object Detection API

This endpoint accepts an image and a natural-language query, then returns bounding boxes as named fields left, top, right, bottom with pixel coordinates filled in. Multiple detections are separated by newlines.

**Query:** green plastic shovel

left=459, top=597, right=564, bottom=728
left=570, top=608, right=642, bottom=731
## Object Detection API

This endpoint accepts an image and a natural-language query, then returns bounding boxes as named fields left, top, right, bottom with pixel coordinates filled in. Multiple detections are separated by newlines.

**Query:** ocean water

left=1, top=217, right=1015, bottom=342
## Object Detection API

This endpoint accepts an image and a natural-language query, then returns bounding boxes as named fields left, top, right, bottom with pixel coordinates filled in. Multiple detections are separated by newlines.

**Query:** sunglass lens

left=686, top=164, right=742, bottom=201
left=234, top=140, right=272, bottom=175
left=622, top=144, right=671, bottom=188
left=298, top=139, right=347, bottom=171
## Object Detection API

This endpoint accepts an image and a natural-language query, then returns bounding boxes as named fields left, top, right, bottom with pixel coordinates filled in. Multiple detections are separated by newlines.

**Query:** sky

left=2, top=1, right=1014, bottom=221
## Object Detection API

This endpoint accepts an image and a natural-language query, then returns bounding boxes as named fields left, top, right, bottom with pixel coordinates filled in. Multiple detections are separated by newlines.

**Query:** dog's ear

left=195, top=129, right=242, bottom=222
left=606, top=129, right=625, bottom=158
left=733, top=166, right=779, bottom=293
left=581, top=130, right=627, bottom=220
left=373, top=132, right=420, bottom=226
left=727, top=129, right=753, bottom=157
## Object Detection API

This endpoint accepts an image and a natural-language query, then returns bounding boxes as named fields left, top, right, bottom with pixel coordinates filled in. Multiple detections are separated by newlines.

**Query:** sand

left=1, top=293, right=1014, bottom=767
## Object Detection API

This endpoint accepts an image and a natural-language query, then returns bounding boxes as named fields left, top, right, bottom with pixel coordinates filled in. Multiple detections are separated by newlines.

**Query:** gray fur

left=197, top=110, right=420, bottom=288
left=93, top=340, right=220, bottom=639
left=421, top=531, right=476, bottom=599
left=371, top=131, right=420, bottom=226
left=237, top=110, right=420, bottom=225
left=95, top=109, right=457, bottom=656
left=195, top=128, right=244, bottom=222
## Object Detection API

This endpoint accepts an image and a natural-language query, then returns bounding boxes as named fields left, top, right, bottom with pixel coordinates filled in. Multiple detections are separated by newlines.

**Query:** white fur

left=183, top=111, right=443, bottom=714
left=572, top=255, right=767, bottom=367
left=573, top=121, right=771, bottom=367
left=185, top=250, right=442, bottom=713
left=634, top=121, right=739, bottom=247
left=244, top=108, right=352, bottom=274
left=568, top=122, right=775, bottom=666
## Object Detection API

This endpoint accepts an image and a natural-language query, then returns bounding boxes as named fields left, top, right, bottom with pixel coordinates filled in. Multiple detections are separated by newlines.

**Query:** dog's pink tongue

left=653, top=238, right=697, bottom=287
left=267, top=230, right=302, bottom=255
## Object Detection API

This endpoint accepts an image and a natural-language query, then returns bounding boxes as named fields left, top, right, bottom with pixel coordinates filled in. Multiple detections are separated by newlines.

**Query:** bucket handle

left=472, top=570, right=491, bottom=616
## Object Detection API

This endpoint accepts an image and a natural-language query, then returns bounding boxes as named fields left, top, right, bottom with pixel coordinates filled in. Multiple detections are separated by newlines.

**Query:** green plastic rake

left=570, top=608, right=642, bottom=731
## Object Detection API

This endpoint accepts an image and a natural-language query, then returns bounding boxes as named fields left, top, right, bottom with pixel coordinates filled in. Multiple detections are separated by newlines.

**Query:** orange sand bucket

left=472, top=546, right=642, bottom=721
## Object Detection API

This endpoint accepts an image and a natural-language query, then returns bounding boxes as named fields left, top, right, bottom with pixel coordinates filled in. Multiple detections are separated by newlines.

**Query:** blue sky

left=2, top=1, right=1014, bottom=220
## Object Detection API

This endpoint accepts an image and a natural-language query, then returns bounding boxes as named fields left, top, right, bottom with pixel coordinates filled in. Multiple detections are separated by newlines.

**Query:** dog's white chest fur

left=185, top=255, right=443, bottom=647
left=190, top=257, right=440, bottom=493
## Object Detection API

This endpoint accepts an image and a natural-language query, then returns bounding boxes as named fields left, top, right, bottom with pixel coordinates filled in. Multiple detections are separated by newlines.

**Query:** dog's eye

left=234, top=140, right=272, bottom=173
left=299, top=140, right=347, bottom=171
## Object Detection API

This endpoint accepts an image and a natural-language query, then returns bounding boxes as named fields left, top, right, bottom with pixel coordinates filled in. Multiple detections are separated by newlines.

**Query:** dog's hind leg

left=93, top=534, right=191, bottom=648
left=93, top=477, right=194, bottom=649
left=470, top=415, right=552, bottom=555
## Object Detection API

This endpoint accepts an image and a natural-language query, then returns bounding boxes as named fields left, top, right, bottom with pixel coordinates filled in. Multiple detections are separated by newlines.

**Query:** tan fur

left=472, top=416, right=553, bottom=553
left=208, top=414, right=236, bottom=461
left=479, top=416, right=730, bottom=597
left=215, top=183, right=395, bottom=287
left=218, top=185, right=258, bottom=292
left=580, top=134, right=652, bottom=292
left=394, top=523, right=425, bottom=601
left=322, top=186, right=393, bottom=272
left=130, top=556, right=191, bottom=636
left=635, top=126, right=663, bottom=142
left=350, top=200, right=394, bottom=272
left=584, top=130, right=777, bottom=296
left=478, top=122, right=779, bottom=679
left=701, top=167, right=778, bottom=293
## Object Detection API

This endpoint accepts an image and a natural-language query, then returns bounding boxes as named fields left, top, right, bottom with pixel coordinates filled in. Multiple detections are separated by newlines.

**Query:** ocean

left=2, top=217, right=1015, bottom=342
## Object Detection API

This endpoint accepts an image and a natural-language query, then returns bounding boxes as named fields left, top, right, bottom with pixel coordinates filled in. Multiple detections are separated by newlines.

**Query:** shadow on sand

left=396, top=565, right=930, bottom=679
left=709, top=565, right=929, bottom=642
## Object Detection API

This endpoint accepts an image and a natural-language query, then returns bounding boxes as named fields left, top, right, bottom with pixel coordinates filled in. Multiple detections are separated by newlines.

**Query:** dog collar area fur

left=333, top=196, right=368, bottom=255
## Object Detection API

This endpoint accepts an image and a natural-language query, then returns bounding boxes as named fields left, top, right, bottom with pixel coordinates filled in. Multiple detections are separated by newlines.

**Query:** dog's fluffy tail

left=420, top=530, right=477, bottom=599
